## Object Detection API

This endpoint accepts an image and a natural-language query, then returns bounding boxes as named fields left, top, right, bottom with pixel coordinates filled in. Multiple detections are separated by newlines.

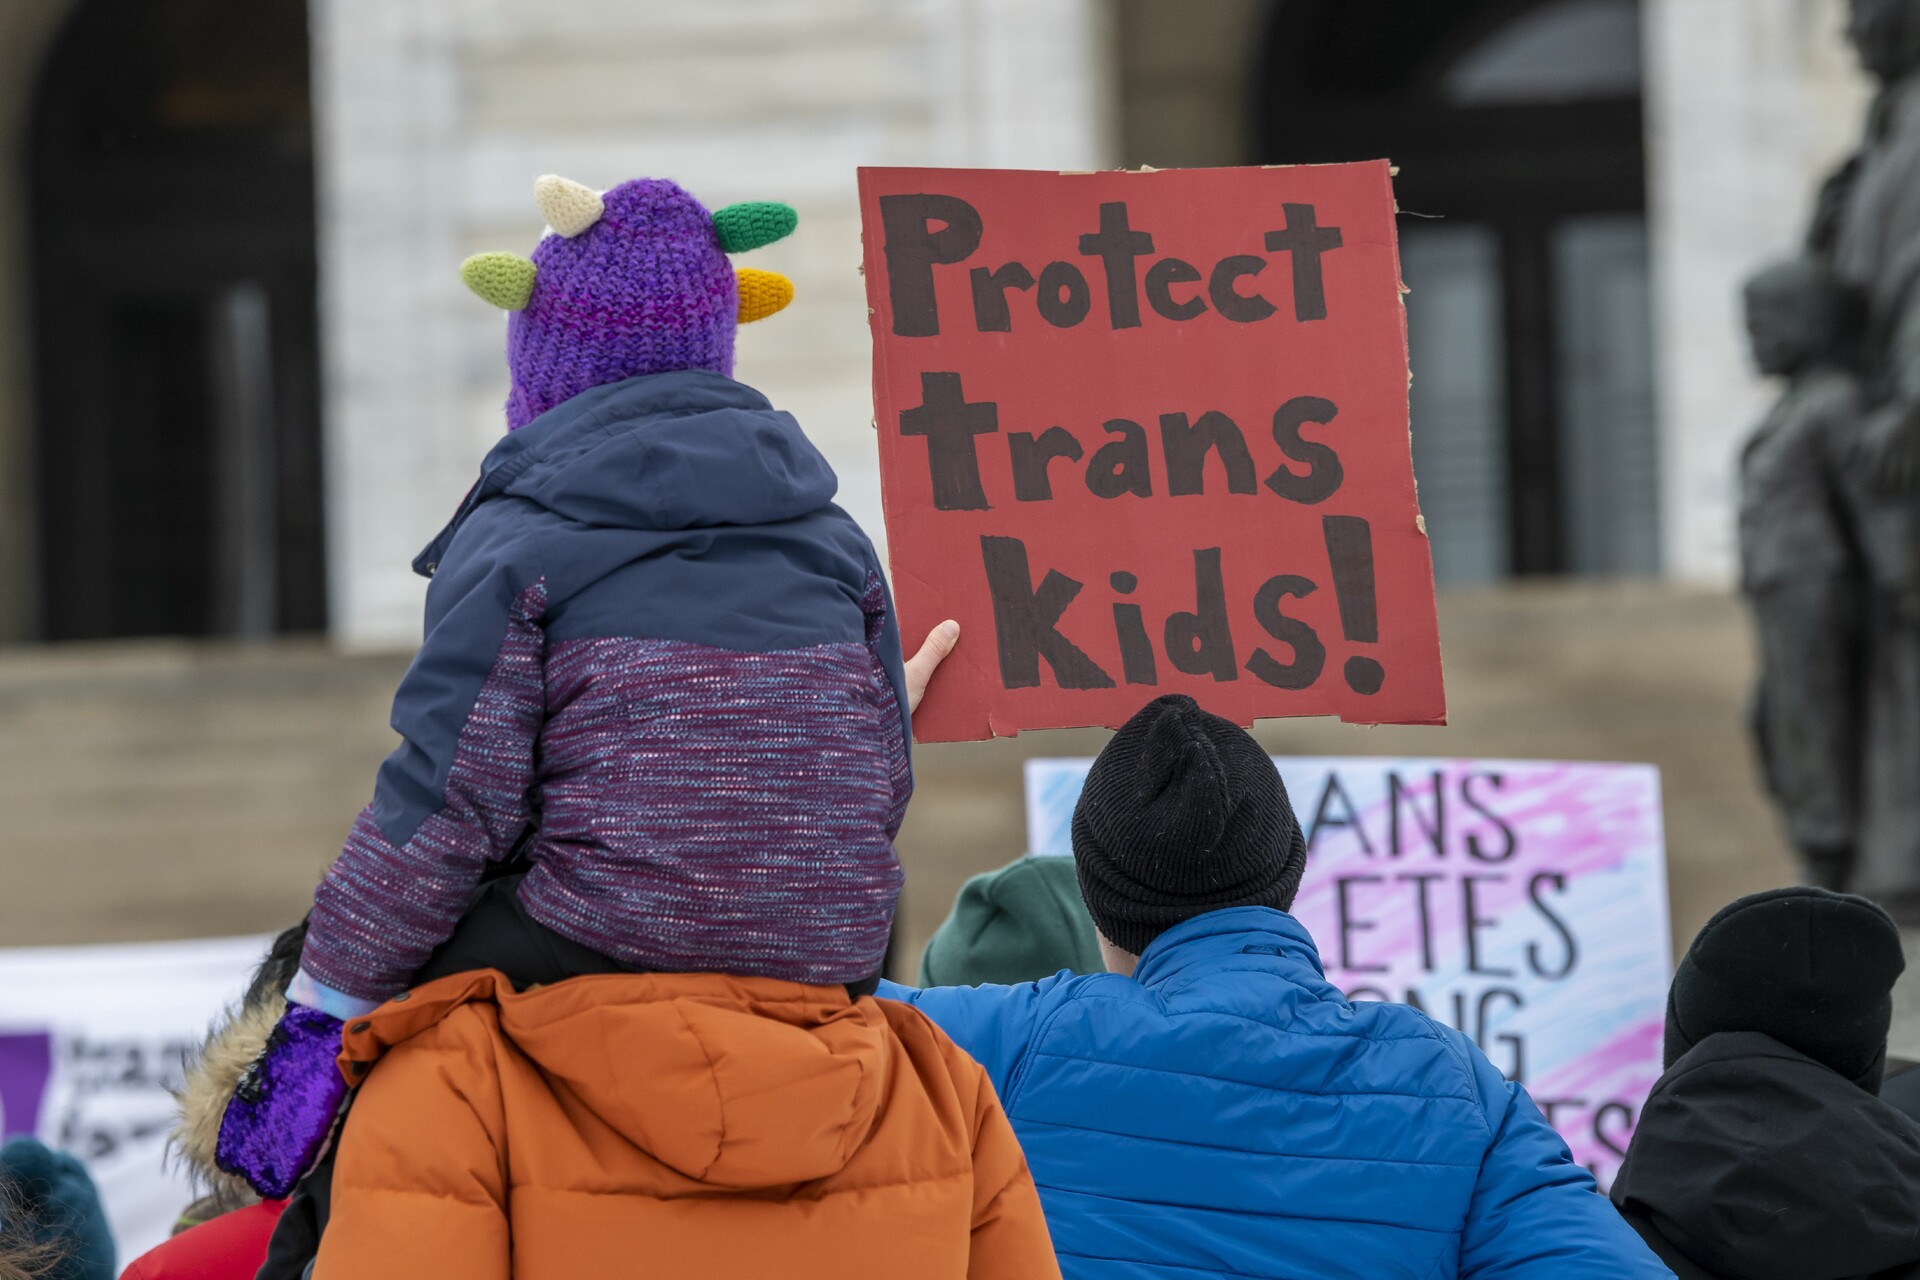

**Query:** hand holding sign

left=905, top=619, right=960, bottom=715
left=859, top=164, right=1444, bottom=741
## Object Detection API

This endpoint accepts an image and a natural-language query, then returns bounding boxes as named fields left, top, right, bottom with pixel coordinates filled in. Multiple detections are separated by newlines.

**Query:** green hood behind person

left=919, top=855, right=1103, bottom=987
left=0, top=1138, right=114, bottom=1280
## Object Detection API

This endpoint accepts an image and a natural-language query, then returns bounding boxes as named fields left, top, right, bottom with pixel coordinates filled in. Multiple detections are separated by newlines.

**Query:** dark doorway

left=1257, top=0, right=1657, bottom=582
left=29, top=0, right=325, bottom=640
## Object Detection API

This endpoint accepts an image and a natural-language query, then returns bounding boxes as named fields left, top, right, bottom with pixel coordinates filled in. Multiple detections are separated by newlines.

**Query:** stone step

left=0, top=582, right=1791, bottom=991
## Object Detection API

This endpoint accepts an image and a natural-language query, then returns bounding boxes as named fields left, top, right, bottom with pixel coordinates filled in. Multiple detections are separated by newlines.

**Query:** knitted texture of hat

left=1665, top=885, right=1905, bottom=1092
left=1071, top=695, right=1304, bottom=954
left=504, top=178, right=736, bottom=430
left=919, top=855, right=1104, bottom=987
left=0, top=1137, right=116, bottom=1280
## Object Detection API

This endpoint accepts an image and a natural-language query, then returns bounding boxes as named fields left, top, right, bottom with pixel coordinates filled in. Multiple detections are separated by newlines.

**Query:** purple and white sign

left=1025, top=756, right=1670, bottom=1190
left=0, top=935, right=269, bottom=1259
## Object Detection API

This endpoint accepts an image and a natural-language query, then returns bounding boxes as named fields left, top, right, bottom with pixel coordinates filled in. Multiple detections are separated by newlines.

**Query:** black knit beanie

left=1666, top=886, right=1905, bottom=1092
left=1071, top=695, right=1305, bottom=954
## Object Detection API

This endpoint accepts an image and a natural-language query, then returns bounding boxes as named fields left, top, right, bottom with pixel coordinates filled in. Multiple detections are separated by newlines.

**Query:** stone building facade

left=0, top=0, right=1883, bottom=645
left=312, top=0, right=1111, bottom=642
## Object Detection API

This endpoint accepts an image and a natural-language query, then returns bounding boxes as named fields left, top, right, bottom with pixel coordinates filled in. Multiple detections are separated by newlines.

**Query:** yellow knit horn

left=736, top=268, right=794, bottom=323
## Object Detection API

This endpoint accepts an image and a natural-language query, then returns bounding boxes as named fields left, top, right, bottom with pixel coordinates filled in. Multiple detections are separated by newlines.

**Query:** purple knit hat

left=460, top=175, right=797, bottom=430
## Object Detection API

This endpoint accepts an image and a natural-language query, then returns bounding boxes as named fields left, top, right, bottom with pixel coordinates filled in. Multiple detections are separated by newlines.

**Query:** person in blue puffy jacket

left=880, top=692, right=1672, bottom=1280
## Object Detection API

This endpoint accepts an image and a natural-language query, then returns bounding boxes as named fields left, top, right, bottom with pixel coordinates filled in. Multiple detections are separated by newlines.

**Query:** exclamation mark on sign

left=1322, top=515, right=1385, bottom=695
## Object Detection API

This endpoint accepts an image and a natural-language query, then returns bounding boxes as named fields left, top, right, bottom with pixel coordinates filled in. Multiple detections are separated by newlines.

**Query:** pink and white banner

left=1025, top=757, right=1670, bottom=1190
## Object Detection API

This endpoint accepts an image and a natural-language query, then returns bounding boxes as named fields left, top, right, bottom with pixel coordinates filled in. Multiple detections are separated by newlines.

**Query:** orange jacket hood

left=323, top=969, right=1060, bottom=1280
left=341, top=969, right=892, bottom=1190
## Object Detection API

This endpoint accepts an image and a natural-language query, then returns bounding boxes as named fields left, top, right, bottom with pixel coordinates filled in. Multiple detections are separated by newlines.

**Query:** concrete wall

left=1644, top=0, right=1872, bottom=581
left=311, top=0, right=1114, bottom=646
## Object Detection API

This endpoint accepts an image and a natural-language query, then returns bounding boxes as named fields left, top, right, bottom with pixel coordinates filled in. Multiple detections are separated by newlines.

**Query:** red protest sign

left=859, top=163, right=1443, bottom=741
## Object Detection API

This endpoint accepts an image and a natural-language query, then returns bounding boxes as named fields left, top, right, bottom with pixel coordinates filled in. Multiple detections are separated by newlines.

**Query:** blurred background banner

left=1027, top=757, right=1671, bottom=1189
left=0, top=935, right=267, bottom=1259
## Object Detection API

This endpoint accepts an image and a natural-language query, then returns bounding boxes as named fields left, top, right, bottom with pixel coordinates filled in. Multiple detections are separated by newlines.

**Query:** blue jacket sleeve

left=1458, top=1048, right=1674, bottom=1278
left=877, top=977, right=1063, bottom=1097
left=295, top=504, right=549, bottom=1016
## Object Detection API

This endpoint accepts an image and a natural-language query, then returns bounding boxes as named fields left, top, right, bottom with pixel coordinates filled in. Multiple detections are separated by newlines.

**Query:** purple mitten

left=215, top=1004, right=349, bottom=1198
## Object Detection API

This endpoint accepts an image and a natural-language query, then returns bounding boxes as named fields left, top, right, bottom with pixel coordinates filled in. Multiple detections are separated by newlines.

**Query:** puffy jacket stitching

left=1051, top=1246, right=1364, bottom=1278
left=1022, top=1047, right=1481, bottom=1104
left=1002, top=992, right=1095, bottom=1107
left=965, top=1057, right=1038, bottom=1234
left=509, top=1168, right=975, bottom=1200
left=330, top=1184, right=501, bottom=1208
left=973, top=1168, right=1033, bottom=1236
left=1047, top=990, right=1465, bottom=1048
left=1150, top=960, right=1330, bottom=1000
left=1428, top=1029, right=1491, bottom=1136
left=361, top=1017, right=510, bottom=1201
left=1050, top=1253, right=1278, bottom=1279
left=1038, top=1176, right=1471, bottom=1229
left=1164, top=1004, right=1464, bottom=1050
left=668, top=1000, right=728, bottom=1182
left=1014, top=1116, right=1480, bottom=1169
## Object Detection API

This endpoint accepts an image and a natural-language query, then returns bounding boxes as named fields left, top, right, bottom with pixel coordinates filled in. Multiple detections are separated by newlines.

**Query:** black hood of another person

left=1613, top=1031, right=1920, bottom=1280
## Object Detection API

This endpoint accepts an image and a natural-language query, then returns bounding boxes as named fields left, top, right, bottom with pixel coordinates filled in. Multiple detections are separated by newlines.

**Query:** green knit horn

left=461, top=252, right=538, bottom=311
left=713, top=202, right=798, bottom=254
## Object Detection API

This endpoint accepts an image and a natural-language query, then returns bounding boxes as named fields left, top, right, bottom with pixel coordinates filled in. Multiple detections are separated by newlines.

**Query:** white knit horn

left=534, top=174, right=604, bottom=237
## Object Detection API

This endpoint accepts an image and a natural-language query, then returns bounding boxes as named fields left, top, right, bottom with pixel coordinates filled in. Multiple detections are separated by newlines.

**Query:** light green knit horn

left=461, top=252, right=538, bottom=311
left=713, top=202, right=798, bottom=254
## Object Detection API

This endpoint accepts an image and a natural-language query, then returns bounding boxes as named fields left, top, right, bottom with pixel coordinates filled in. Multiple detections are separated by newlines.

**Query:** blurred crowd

left=6, top=694, right=1920, bottom=1278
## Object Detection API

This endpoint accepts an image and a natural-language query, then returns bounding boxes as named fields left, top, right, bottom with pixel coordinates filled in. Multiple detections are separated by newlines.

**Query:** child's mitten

left=214, top=1004, right=349, bottom=1198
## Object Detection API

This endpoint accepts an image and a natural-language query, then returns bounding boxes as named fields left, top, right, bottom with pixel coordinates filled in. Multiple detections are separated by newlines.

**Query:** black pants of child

left=255, top=872, right=640, bottom=1280
left=256, top=872, right=884, bottom=1279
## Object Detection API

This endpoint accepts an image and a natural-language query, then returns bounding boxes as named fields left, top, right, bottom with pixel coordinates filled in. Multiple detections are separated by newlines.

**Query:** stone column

left=313, top=0, right=1112, bottom=646
left=309, top=0, right=469, bottom=646
left=1643, top=0, right=1869, bottom=582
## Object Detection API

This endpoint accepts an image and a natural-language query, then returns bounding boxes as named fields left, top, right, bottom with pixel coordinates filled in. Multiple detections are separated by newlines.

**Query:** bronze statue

left=1738, top=258, right=1862, bottom=890
left=1744, top=0, right=1920, bottom=914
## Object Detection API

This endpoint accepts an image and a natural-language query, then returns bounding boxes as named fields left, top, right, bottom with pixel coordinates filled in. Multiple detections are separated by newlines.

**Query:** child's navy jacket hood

left=416, top=371, right=840, bottom=576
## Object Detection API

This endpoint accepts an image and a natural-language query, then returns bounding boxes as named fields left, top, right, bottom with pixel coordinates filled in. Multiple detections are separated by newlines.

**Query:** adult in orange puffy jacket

left=311, top=968, right=1057, bottom=1280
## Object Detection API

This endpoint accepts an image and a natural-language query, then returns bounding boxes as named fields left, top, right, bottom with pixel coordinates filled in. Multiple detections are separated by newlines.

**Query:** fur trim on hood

left=171, top=991, right=285, bottom=1210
